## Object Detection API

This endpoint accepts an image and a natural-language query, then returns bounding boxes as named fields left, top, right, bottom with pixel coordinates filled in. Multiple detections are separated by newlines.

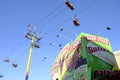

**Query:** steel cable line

left=5, top=38, right=26, bottom=58
left=0, top=37, right=24, bottom=65
left=34, top=0, right=77, bottom=33
left=37, top=7, right=67, bottom=33
left=37, top=0, right=80, bottom=30
left=33, top=2, right=65, bottom=34
left=27, top=2, right=65, bottom=36
left=40, top=0, right=99, bottom=39
left=27, top=0, right=78, bottom=42
left=0, top=37, right=27, bottom=73
left=35, top=2, right=64, bottom=28
left=36, top=0, right=97, bottom=38
left=35, top=0, right=78, bottom=28
left=12, top=44, right=30, bottom=64
left=0, top=40, right=29, bottom=78
left=75, top=0, right=99, bottom=15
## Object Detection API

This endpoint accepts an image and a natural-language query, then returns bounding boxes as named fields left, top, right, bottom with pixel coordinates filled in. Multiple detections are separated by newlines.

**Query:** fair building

left=114, top=50, right=120, bottom=69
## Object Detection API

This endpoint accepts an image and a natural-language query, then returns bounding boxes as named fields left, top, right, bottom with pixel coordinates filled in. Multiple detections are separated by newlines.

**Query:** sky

left=0, top=0, right=120, bottom=80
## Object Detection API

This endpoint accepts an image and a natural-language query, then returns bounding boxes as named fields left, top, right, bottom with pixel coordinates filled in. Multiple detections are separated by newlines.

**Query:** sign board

left=51, top=32, right=116, bottom=80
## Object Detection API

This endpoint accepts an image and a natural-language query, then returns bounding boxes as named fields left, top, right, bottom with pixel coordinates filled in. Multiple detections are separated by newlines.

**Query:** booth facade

left=51, top=33, right=117, bottom=80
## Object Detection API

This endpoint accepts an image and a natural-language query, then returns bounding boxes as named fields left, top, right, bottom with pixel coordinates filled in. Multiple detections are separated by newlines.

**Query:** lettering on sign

left=86, top=36, right=109, bottom=45
left=65, top=38, right=81, bottom=58
left=94, top=70, right=113, bottom=79
left=67, top=43, right=82, bottom=71
left=87, top=42, right=116, bottom=66
left=88, top=46, right=109, bottom=54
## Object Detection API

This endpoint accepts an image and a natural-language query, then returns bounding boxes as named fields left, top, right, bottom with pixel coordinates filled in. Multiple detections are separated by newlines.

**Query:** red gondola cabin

left=73, top=18, right=80, bottom=26
left=65, top=0, right=75, bottom=10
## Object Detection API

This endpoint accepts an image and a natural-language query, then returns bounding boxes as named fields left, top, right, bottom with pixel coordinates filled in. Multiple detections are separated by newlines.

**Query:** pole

left=25, top=36, right=34, bottom=80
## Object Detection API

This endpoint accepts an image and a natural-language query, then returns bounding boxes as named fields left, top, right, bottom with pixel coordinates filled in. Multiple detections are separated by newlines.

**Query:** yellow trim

left=26, top=36, right=34, bottom=75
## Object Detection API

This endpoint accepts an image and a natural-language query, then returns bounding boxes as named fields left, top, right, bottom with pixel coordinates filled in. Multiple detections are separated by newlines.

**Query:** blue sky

left=0, top=0, right=120, bottom=80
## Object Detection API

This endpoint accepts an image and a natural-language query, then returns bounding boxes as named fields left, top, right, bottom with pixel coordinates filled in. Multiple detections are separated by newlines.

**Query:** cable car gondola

left=0, top=75, right=3, bottom=78
left=58, top=44, right=62, bottom=49
left=12, top=63, right=18, bottom=68
left=58, top=44, right=62, bottom=47
left=73, top=15, right=80, bottom=26
left=25, top=31, right=32, bottom=40
left=3, top=59, right=10, bottom=63
left=34, top=41, right=40, bottom=48
left=43, top=57, right=46, bottom=61
left=65, top=0, right=75, bottom=10
left=106, top=27, right=111, bottom=30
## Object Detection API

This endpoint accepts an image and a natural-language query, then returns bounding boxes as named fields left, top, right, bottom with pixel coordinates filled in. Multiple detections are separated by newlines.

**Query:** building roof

left=114, top=50, right=120, bottom=56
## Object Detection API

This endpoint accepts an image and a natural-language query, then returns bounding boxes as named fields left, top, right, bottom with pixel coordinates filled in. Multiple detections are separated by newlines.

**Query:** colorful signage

left=51, top=32, right=117, bottom=80
left=51, top=43, right=71, bottom=80
left=87, top=42, right=116, bottom=66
